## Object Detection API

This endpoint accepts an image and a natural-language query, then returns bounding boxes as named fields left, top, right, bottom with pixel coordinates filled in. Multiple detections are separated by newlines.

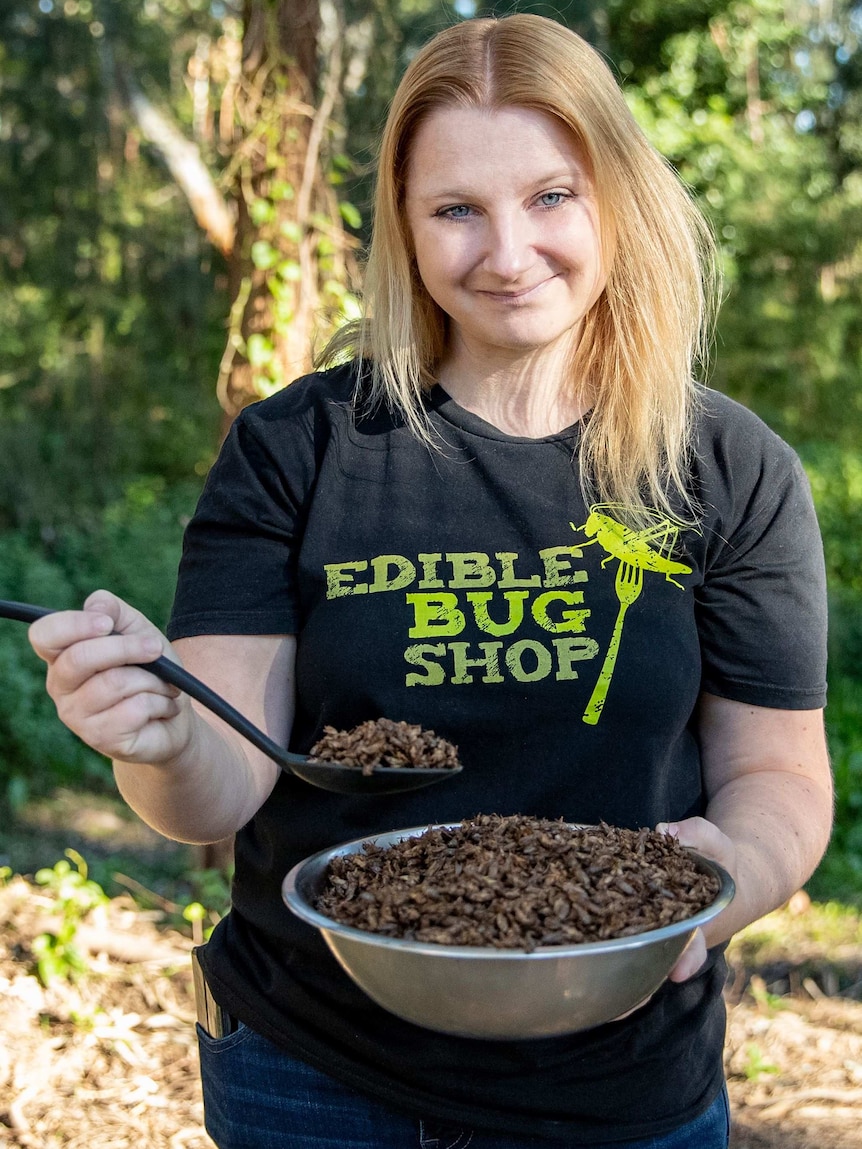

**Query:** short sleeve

left=696, top=452, right=827, bottom=709
left=167, top=402, right=317, bottom=640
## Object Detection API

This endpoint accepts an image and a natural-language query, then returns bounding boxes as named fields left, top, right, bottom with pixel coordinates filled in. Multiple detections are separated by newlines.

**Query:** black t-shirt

left=168, top=363, right=827, bottom=1142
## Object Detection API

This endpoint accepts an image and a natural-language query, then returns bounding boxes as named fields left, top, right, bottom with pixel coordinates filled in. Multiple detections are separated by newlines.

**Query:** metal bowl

left=282, top=823, right=735, bottom=1040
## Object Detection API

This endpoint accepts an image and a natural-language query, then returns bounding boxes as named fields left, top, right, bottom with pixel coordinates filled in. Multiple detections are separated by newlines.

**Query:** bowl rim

left=282, top=822, right=736, bottom=960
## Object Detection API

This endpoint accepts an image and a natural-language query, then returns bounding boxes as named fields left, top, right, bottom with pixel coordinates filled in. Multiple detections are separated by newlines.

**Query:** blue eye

left=439, top=204, right=473, bottom=220
left=538, top=192, right=567, bottom=208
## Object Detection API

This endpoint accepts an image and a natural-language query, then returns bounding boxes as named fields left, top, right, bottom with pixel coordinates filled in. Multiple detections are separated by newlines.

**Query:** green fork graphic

left=582, top=559, right=644, bottom=724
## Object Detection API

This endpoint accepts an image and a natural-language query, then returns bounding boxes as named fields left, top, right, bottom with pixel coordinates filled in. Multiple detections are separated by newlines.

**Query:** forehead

left=404, top=105, right=590, bottom=192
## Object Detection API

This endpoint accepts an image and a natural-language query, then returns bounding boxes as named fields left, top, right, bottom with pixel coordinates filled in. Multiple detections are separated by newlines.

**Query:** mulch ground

left=2, top=874, right=861, bottom=1149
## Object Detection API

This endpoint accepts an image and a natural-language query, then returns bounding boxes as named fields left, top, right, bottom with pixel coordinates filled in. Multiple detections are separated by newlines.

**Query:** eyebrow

left=411, top=171, right=589, bottom=202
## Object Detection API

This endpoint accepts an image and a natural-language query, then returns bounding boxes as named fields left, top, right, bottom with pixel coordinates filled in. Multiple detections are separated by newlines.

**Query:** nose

left=482, top=211, right=534, bottom=281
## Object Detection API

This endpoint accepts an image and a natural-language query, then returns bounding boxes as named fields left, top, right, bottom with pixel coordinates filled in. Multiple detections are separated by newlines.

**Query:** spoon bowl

left=0, top=600, right=461, bottom=795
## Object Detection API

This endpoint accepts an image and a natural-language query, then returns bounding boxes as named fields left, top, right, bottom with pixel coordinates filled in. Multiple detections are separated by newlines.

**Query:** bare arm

left=664, top=692, right=833, bottom=979
left=29, top=591, right=295, bottom=845
left=113, top=632, right=294, bottom=844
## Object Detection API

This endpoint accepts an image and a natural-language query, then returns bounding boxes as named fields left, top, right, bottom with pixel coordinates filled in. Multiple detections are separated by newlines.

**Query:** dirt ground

left=2, top=875, right=862, bottom=1149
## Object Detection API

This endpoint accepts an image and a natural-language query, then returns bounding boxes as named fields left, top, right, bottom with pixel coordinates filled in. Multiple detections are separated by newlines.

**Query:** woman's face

left=404, top=104, right=606, bottom=367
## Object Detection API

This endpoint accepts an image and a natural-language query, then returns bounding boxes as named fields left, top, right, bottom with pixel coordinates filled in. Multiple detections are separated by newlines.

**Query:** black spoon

left=0, top=600, right=461, bottom=795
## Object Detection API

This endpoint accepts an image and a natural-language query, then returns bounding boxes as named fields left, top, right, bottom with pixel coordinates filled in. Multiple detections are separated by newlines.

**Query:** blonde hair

left=322, top=14, right=719, bottom=523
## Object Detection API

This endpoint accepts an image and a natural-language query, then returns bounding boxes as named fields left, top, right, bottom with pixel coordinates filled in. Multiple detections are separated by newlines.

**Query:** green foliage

left=800, top=443, right=862, bottom=596
left=0, top=0, right=224, bottom=531
left=32, top=849, right=109, bottom=985
left=112, top=860, right=232, bottom=940
left=613, top=0, right=862, bottom=448
left=747, top=977, right=787, bottom=1015
left=798, top=443, right=862, bottom=897
left=813, top=675, right=862, bottom=900
left=179, top=864, right=232, bottom=942
left=731, top=893, right=862, bottom=957
left=0, top=478, right=200, bottom=807
left=188, top=864, right=233, bottom=916
left=742, top=1042, right=781, bottom=1080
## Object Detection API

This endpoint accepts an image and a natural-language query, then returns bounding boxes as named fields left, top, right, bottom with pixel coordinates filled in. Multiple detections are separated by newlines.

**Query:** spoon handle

left=0, top=599, right=304, bottom=773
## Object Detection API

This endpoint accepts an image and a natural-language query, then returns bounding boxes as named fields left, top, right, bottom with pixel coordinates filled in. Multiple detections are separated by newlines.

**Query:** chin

left=485, top=327, right=572, bottom=354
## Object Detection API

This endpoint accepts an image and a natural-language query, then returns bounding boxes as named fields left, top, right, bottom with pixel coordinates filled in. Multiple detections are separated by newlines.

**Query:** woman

left=29, top=15, right=831, bottom=1148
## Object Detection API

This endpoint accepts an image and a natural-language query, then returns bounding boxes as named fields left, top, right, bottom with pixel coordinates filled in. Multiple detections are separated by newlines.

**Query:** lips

left=475, top=276, right=557, bottom=301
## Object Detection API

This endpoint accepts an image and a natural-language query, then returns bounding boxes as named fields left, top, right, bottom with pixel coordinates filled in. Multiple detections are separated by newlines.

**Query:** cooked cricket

left=316, top=814, right=720, bottom=949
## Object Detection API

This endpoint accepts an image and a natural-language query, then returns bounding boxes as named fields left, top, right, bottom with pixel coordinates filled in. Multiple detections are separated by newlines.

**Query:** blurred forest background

left=0, top=0, right=861, bottom=900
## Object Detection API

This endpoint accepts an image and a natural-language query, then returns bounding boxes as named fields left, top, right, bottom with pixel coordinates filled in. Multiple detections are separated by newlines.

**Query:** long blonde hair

left=322, top=14, right=719, bottom=523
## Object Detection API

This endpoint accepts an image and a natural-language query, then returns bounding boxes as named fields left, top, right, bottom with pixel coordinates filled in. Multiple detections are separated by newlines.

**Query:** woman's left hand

left=656, top=693, right=833, bottom=986
left=655, top=816, right=737, bottom=982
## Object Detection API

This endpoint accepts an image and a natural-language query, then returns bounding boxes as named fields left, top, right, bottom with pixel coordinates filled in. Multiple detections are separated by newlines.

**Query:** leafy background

left=0, top=0, right=860, bottom=900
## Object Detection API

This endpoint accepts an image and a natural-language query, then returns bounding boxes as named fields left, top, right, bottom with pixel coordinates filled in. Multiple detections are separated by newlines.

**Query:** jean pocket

left=195, top=1019, right=254, bottom=1055
left=418, top=1120, right=474, bottom=1149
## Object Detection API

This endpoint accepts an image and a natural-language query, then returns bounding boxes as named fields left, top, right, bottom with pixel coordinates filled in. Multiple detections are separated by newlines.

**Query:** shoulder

left=689, top=388, right=820, bottom=567
left=201, top=363, right=365, bottom=494
left=236, top=362, right=361, bottom=436
left=690, top=387, right=806, bottom=512
left=692, top=387, right=798, bottom=465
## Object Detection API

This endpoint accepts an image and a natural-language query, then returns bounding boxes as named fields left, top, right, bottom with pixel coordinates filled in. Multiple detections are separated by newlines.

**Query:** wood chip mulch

left=3, top=874, right=862, bottom=1149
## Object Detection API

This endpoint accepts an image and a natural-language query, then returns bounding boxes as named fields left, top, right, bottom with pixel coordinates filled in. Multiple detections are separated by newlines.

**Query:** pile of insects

left=316, top=814, right=720, bottom=950
left=309, top=718, right=461, bottom=775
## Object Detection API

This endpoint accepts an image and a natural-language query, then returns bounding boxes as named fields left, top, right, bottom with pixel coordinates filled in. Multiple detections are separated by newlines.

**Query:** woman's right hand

left=28, top=589, right=194, bottom=767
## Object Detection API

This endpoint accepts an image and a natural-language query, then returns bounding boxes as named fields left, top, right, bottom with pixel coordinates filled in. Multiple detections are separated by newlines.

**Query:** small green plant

left=189, top=865, right=232, bottom=914
left=747, top=976, right=787, bottom=1016
left=182, top=900, right=208, bottom=945
left=32, top=849, right=109, bottom=985
left=743, top=1043, right=781, bottom=1081
left=180, top=865, right=233, bottom=944
left=112, top=860, right=232, bottom=943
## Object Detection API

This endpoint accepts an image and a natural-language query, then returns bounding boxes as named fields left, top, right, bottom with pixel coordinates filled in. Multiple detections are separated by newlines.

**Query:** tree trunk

left=121, top=73, right=236, bottom=256
left=217, top=0, right=333, bottom=424
left=204, top=0, right=347, bottom=871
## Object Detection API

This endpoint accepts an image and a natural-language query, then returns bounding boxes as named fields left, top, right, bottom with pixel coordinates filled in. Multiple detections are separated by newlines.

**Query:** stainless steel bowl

left=282, top=824, right=735, bottom=1040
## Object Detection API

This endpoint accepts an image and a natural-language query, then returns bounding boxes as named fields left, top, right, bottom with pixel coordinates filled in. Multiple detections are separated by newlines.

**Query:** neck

left=437, top=337, right=590, bottom=437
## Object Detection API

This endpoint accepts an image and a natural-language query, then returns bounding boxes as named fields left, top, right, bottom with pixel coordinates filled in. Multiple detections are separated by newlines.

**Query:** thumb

left=668, top=928, right=707, bottom=983
left=83, top=590, right=162, bottom=642
left=656, top=816, right=736, bottom=874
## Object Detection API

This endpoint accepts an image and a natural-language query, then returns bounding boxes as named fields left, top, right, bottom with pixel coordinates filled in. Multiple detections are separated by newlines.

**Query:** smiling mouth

left=476, top=277, right=556, bottom=303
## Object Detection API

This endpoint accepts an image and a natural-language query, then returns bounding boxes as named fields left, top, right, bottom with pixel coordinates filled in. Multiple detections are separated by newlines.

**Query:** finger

left=29, top=608, right=116, bottom=663
left=83, top=590, right=164, bottom=641
left=62, top=665, right=182, bottom=720
left=29, top=591, right=168, bottom=662
left=656, top=816, right=735, bottom=871
left=668, top=928, right=707, bottom=983
left=48, top=632, right=171, bottom=698
left=82, top=691, right=187, bottom=760
left=92, top=688, right=185, bottom=733
left=656, top=815, right=716, bottom=847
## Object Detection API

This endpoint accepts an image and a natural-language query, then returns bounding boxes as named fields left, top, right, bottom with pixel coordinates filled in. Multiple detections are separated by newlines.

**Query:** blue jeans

left=197, top=1022, right=731, bottom=1149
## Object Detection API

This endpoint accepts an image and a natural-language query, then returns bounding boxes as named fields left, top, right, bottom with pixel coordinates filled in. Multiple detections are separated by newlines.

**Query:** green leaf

left=246, top=333, right=274, bottom=367
left=250, top=241, right=278, bottom=271
left=249, top=199, right=275, bottom=226
left=270, top=180, right=294, bottom=201
left=279, top=220, right=302, bottom=243
left=339, top=202, right=362, bottom=230
left=276, top=260, right=302, bottom=283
